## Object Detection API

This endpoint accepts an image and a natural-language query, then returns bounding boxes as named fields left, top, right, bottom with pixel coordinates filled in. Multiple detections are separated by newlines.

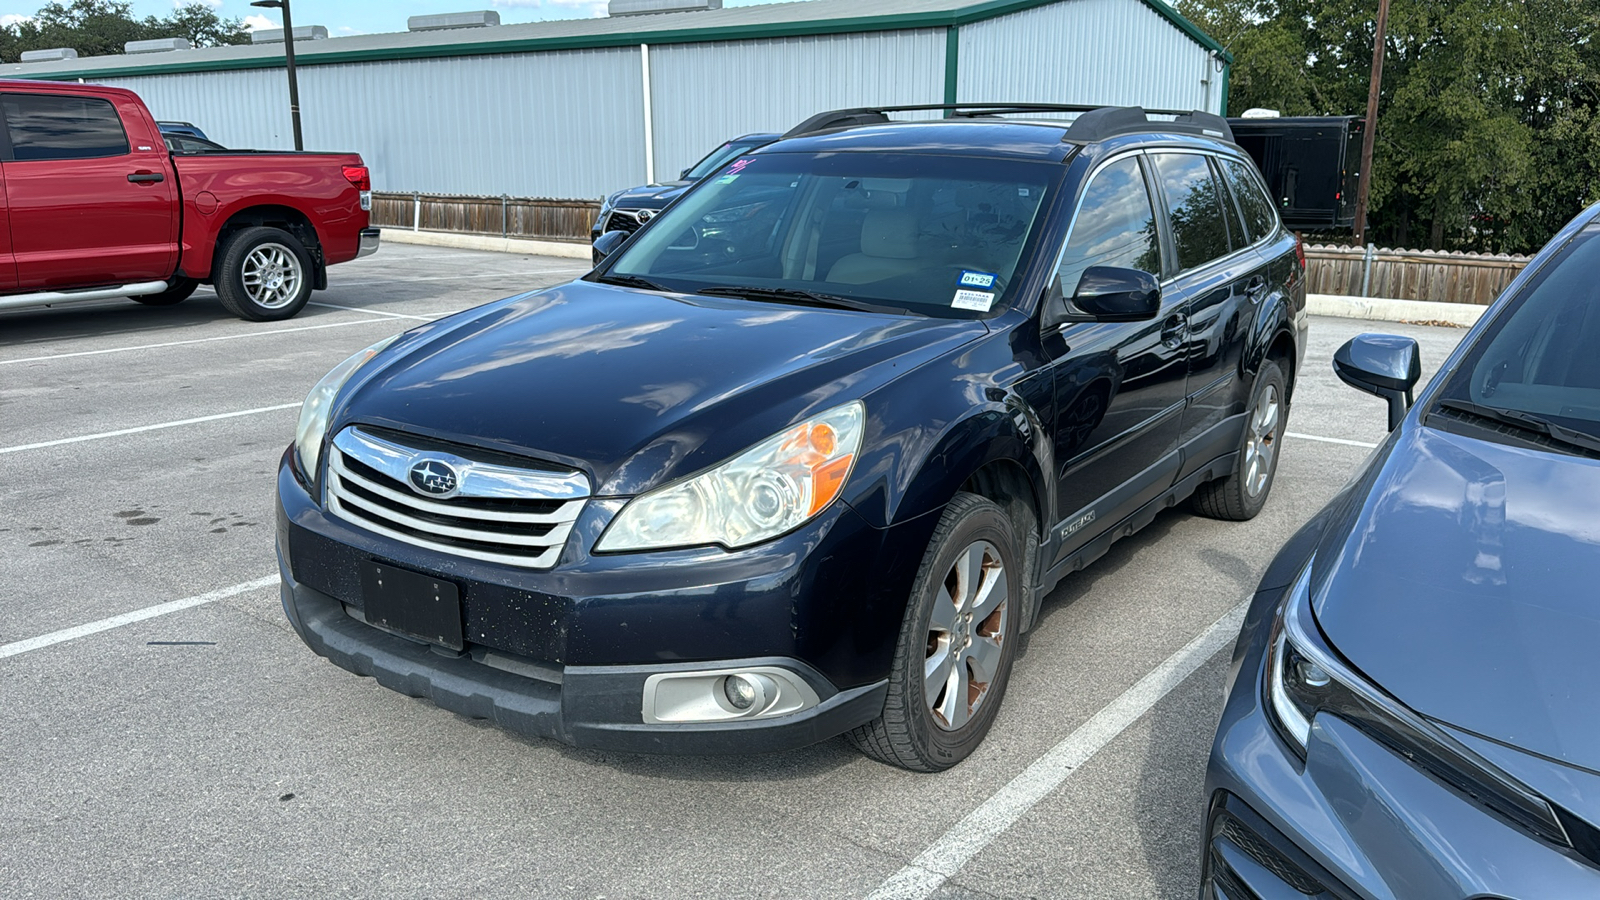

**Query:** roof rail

left=781, top=103, right=1234, bottom=144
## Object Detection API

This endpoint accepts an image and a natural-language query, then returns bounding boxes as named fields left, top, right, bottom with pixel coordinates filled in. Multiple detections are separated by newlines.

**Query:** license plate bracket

left=360, top=561, right=464, bottom=651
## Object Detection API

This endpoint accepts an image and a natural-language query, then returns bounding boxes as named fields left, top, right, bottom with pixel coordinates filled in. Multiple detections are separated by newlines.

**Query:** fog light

left=723, top=673, right=765, bottom=711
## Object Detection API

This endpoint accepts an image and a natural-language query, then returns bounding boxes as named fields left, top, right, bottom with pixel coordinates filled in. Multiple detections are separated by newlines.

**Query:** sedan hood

left=335, top=280, right=984, bottom=496
left=608, top=182, right=689, bottom=210
left=1314, top=425, right=1600, bottom=774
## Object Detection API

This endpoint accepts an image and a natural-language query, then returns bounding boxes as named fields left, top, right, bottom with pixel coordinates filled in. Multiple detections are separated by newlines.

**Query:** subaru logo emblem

left=408, top=459, right=459, bottom=497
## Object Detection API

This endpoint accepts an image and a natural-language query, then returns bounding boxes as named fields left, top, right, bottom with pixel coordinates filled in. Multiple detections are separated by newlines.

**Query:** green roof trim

left=14, top=0, right=1228, bottom=82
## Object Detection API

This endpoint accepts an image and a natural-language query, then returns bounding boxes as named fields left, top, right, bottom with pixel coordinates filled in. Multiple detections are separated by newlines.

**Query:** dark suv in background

left=278, top=103, right=1305, bottom=771
left=590, top=132, right=779, bottom=245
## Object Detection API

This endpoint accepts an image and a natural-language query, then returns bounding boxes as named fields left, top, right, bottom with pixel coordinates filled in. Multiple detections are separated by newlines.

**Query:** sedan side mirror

left=1334, top=334, right=1421, bottom=431
left=591, top=229, right=629, bottom=266
left=679, top=168, right=692, bottom=181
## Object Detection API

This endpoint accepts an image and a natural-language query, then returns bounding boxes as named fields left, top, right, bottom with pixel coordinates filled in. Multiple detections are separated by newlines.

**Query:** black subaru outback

left=276, top=104, right=1306, bottom=771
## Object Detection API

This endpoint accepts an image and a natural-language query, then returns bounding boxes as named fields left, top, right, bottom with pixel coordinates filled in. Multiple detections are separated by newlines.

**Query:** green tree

left=0, top=0, right=250, bottom=61
left=1178, top=0, right=1600, bottom=254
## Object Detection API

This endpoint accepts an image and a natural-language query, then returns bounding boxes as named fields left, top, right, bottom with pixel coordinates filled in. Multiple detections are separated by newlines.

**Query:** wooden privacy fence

left=1304, top=244, right=1530, bottom=306
left=371, top=192, right=600, bottom=243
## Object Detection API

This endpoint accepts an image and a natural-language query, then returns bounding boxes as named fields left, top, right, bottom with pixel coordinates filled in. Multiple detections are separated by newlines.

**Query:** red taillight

left=1293, top=233, right=1306, bottom=269
left=342, top=165, right=371, bottom=192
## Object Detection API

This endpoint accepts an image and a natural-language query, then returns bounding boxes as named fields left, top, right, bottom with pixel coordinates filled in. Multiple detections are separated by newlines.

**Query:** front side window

left=1053, top=156, right=1160, bottom=296
left=1151, top=152, right=1230, bottom=272
left=1434, top=228, right=1600, bottom=443
left=2, top=93, right=129, bottom=161
left=1219, top=157, right=1278, bottom=243
left=606, top=152, right=1058, bottom=319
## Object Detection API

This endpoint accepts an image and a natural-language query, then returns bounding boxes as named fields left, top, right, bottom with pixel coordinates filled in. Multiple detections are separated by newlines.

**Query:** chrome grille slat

left=330, top=457, right=579, bottom=525
left=327, top=426, right=589, bottom=570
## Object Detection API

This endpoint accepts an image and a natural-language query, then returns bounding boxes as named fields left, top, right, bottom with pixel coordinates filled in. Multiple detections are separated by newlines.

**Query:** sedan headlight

left=596, top=401, right=864, bottom=552
left=293, top=335, right=399, bottom=477
left=1263, top=556, right=1579, bottom=853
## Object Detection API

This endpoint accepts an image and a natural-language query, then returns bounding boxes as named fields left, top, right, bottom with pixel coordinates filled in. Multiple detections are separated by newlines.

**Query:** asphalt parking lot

left=0, top=244, right=1470, bottom=900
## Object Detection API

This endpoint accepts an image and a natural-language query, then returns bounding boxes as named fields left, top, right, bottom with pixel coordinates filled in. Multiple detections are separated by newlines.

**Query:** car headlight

left=293, top=335, right=399, bottom=478
left=1263, top=555, right=1578, bottom=852
left=596, top=401, right=864, bottom=552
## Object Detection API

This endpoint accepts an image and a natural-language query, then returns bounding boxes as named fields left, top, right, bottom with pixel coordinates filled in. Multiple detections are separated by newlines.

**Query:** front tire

left=1192, top=360, right=1287, bottom=521
left=130, top=278, right=197, bottom=306
left=214, top=226, right=314, bottom=321
left=848, top=492, right=1022, bottom=772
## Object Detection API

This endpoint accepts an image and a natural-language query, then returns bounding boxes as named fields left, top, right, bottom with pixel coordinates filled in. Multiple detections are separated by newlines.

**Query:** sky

left=0, top=0, right=793, bottom=36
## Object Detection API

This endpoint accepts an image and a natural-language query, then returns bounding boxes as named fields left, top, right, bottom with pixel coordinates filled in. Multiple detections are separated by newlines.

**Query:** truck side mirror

left=591, top=230, right=629, bottom=266
left=1334, top=334, right=1421, bottom=430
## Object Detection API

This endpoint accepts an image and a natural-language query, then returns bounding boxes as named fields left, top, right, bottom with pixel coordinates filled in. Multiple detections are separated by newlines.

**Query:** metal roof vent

left=608, top=0, right=722, bottom=16
left=20, top=47, right=78, bottom=63
left=251, top=25, right=330, bottom=44
left=408, top=11, right=500, bottom=31
left=124, top=37, right=191, bottom=54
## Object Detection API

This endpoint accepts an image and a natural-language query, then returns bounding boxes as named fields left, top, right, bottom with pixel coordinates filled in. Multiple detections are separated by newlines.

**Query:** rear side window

left=1054, top=156, right=1161, bottom=295
left=1219, top=157, right=1278, bottom=242
left=1151, top=153, right=1230, bottom=272
left=1214, top=158, right=1247, bottom=250
left=2, top=93, right=129, bottom=161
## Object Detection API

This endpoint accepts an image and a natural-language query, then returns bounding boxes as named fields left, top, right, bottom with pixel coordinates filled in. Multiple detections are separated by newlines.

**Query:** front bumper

left=1203, top=583, right=1600, bottom=899
left=276, top=452, right=919, bottom=754
left=357, top=228, right=381, bottom=259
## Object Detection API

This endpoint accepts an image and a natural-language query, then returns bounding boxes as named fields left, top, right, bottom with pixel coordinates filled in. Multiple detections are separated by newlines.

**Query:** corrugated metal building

left=1, top=0, right=1229, bottom=201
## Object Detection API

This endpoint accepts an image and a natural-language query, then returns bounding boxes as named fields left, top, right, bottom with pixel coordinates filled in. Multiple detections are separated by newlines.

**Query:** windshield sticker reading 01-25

left=959, top=271, right=997, bottom=289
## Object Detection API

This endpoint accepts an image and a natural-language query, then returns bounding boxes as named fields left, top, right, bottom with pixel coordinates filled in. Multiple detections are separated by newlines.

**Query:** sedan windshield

left=605, top=152, right=1058, bottom=319
left=1434, top=228, right=1600, bottom=443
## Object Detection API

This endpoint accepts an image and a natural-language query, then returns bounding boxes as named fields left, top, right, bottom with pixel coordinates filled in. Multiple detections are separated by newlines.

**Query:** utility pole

left=1352, top=0, right=1390, bottom=246
left=251, top=0, right=303, bottom=151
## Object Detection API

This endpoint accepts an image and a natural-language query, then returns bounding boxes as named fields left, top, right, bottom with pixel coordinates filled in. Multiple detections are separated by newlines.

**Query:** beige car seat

left=826, top=210, right=923, bottom=284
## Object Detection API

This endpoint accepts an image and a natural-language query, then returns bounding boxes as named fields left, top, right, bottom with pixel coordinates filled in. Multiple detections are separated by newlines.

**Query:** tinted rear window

left=1151, top=153, right=1230, bottom=272
left=1220, top=157, right=1278, bottom=243
left=3, top=93, right=129, bottom=161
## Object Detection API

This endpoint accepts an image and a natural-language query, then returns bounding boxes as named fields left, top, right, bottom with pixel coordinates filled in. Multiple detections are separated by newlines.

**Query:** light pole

left=251, top=0, right=303, bottom=151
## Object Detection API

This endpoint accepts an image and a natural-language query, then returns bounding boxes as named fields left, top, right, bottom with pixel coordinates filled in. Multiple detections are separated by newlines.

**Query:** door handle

left=1160, top=314, right=1186, bottom=348
left=128, top=171, right=165, bottom=183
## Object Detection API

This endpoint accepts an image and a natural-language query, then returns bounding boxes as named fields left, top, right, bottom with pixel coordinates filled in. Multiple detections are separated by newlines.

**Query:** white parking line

left=865, top=599, right=1249, bottom=900
left=0, top=576, right=276, bottom=660
left=0, top=318, right=386, bottom=366
left=307, top=302, right=437, bottom=322
left=1287, top=431, right=1379, bottom=449
left=0, top=402, right=299, bottom=455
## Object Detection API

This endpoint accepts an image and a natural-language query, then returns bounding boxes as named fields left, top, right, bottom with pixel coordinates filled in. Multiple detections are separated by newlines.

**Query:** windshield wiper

left=596, top=273, right=669, bottom=292
left=695, top=285, right=911, bottom=315
left=1435, top=398, right=1600, bottom=456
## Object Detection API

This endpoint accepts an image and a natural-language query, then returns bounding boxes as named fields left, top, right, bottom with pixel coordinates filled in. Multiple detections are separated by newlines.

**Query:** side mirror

left=1071, top=266, right=1161, bottom=322
left=679, top=168, right=692, bottom=181
left=1333, top=334, right=1421, bottom=431
left=591, top=229, right=629, bottom=266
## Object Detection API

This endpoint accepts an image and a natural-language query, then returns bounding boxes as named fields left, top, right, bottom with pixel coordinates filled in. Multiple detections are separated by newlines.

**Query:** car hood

left=608, top=182, right=690, bottom=210
left=335, top=280, right=985, bottom=496
left=1314, top=424, right=1600, bottom=774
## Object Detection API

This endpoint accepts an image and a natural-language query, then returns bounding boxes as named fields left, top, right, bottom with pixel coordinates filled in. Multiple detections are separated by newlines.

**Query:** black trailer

left=1227, top=115, right=1364, bottom=232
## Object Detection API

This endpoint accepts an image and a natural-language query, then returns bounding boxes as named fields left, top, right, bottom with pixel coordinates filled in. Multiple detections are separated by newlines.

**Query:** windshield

left=606, top=151, right=1058, bottom=319
left=1434, top=228, right=1600, bottom=442
left=684, top=140, right=761, bottom=181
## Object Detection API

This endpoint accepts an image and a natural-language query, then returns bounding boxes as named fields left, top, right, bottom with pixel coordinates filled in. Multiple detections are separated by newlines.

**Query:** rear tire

left=848, top=492, right=1022, bottom=772
left=214, top=226, right=314, bottom=321
left=1192, top=361, right=1287, bottom=521
left=130, top=278, right=197, bottom=306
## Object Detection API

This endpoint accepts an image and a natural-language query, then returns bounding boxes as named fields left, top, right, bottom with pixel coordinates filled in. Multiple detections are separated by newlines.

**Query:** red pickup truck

left=0, top=80, right=377, bottom=321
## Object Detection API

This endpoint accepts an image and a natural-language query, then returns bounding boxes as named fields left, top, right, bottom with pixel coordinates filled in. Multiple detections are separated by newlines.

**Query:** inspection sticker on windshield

left=952, top=289, right=996, bottom=312
left=959, top=270, right=997, bottom=289
left=715, top=174, right=740, bottom=184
